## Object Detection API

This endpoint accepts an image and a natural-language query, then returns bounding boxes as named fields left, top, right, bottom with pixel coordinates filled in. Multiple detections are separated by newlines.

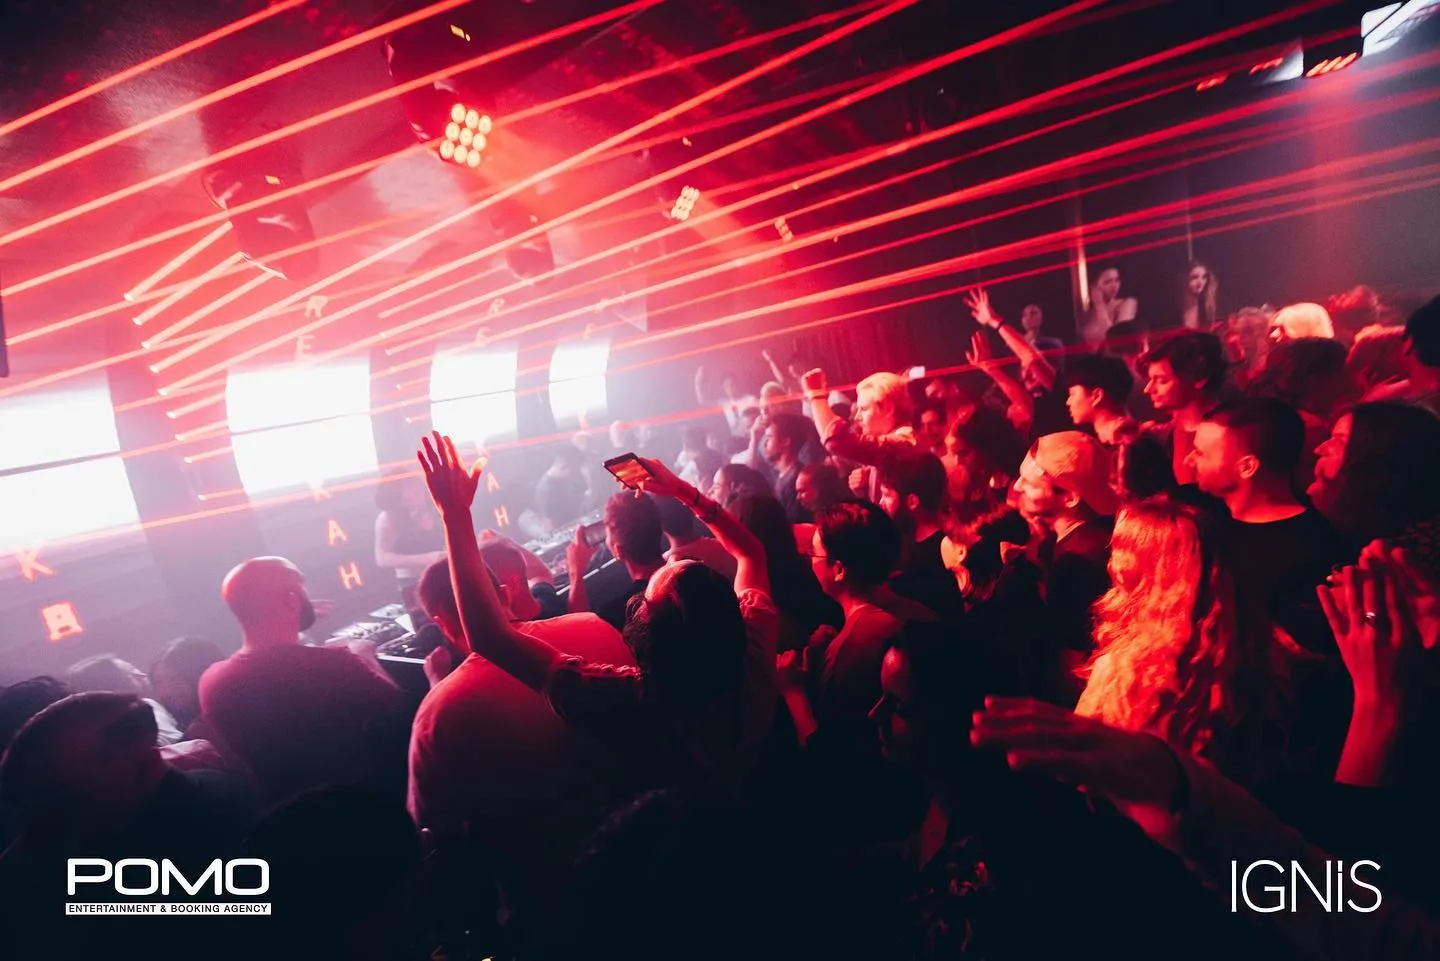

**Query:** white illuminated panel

left=0, top=384, right=123, bottom=472
left=0, top=458, right=141, bottom=554
left=429, top=345, right=519, bottom=450
left=230, top=415, right=379, bottom=496
left=226, top=359, right=372, bottom=432
left=548, top=339, right=610, bottom=426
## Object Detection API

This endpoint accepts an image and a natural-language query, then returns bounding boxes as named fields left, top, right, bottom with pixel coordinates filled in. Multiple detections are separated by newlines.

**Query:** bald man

left=199, top=557, right=410, bottom=804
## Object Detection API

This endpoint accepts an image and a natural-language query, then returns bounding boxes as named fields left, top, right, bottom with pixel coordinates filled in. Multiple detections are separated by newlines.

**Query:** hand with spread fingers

left=418, top=431, right=480, bottom=517
left=970, top=697, right=1186, bottom=818
left=965, top=331, right=999, bottom=372
left=1318, top=546, right=1429, bottom=715
left=965, top=288, right=1001, bottom=330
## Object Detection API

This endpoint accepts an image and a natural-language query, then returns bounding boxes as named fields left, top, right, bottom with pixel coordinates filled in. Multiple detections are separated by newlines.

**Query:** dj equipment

left=521, top=509, right=605, bottom=576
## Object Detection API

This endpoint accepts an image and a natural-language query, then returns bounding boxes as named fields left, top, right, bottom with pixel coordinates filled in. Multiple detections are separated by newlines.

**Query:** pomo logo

left=67, top=858, right=269, bottom=897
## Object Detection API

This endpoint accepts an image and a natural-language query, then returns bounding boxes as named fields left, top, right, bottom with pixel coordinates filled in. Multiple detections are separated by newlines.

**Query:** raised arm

left=636, top=456, right=771, bottom=598
left=694, top=365, right=711, bottom=407
left=565, top=526, right=598, bottom=616
left=973, top=699, right=1440, bottom=961
left=802, top=367, right=841, bottom=440
left=966, top=331, right=1035, bottom=422
left=762, top=348, right=791, bottom=390
left=967, top=288, right=1057, bottom=392
left=419, top=433, right=560, bottom=693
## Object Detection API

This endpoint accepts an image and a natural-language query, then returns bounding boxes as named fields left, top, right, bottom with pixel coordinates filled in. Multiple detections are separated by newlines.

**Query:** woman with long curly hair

left=1076, top=495, right=1288, bottom=784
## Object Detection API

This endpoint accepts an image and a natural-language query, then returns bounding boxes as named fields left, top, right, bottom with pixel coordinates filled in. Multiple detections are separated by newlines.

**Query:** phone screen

left=604, top=453, right=652, bottom=489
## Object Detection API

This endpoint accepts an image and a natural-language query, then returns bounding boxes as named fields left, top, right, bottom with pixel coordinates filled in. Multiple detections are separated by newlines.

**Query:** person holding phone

left=417, top=433, right=779, bottom=794
left=565, top=488, right=666, bottom=631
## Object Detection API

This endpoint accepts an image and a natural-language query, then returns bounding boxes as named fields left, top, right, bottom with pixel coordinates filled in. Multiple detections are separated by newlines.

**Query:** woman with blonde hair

left=1076, top=495, right=1289, bottom=784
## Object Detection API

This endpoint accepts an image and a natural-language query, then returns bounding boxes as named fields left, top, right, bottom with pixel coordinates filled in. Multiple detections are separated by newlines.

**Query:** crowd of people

left=2, top=275, right=1440, bottom=961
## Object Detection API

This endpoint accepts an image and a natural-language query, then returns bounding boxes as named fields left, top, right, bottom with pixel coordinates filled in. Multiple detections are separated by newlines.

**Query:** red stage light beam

left=0, top=0, right=664, bottom=252
left=380, top=77, right=1189, bottom=346
left=172, top=0, right=1111, bottom=410
left=369, top=0, right=1340, bottom=354
left=131, top=252, right=245, bottom=328
left=156, top=0, right=942, bottom=398
left=5, top=176, right=495, bottom=349
left=89, top=156, right=1440, bottom=484
left=2, top=143, right=428, bottom=301
left=144, top=272, right=274, bottom=351
left=501, top=0, right=889, bottom=128
left=167, top=4, right=1407, bottom=430
left=0, top=0, right=471, bottom=200
left=5, top=0, right=838, bottom=305
left=0, top=0, right=308, bottom=139
left=124, top=223, right=233, bottom=303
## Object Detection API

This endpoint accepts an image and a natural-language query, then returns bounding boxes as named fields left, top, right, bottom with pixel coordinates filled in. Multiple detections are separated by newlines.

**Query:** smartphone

left=604, top=452, right=652, bottom=490
left=582, top=522, right=608, bottom=550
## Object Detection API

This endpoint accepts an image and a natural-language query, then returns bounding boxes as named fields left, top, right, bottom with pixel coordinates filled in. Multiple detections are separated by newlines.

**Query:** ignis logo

left=1230, top=860, right=1381, bottom=914
left=67, top=858, right=269, bottom=897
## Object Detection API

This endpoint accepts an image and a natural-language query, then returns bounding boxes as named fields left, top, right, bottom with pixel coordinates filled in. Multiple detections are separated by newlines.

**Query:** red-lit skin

left=1308, top=413, right=1352, bottom=505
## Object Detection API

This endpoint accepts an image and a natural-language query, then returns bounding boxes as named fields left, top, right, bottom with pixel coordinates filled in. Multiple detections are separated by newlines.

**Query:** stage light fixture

left=203, top=155, right=319, bottom=282
left=1306, top=52, right=1359, bottom=76
left=668, top=185, right=700, bottom=221
left=437, top=102, right=493, bottom=167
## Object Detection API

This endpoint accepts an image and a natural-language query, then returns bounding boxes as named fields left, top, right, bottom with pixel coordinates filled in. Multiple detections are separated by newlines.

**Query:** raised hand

left=633, top=455, right=692, bottom=501
left=1319, top=548, right=1430, bottom=714
left=1360, top=541, right=1440, bottom=651
left=566, top=523, right=599, bottom=574
left=966, top=331, right=998, bottom=371
left=965, top=288, right=1000, bottom=329
left=418, top=431, right=481, bottom=517
left=800, top=367, right=828, bottom=398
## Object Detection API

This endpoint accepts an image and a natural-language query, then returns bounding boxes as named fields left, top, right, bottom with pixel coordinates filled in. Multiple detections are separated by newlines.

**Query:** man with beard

left=878, top=452, right=966, bottom=621
left=199, top=557, right=410, bottom=804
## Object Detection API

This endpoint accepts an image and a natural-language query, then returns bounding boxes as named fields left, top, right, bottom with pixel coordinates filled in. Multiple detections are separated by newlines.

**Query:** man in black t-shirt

left=878, top=452, right=966, bottom=621
left=1188, top=398, right=1351, bottom=653
left=1004, top=432, right=1118, bottom=705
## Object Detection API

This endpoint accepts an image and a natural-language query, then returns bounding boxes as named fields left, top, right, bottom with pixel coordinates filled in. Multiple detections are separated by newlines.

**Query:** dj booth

left=332, top=512, right=633, bottom=693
